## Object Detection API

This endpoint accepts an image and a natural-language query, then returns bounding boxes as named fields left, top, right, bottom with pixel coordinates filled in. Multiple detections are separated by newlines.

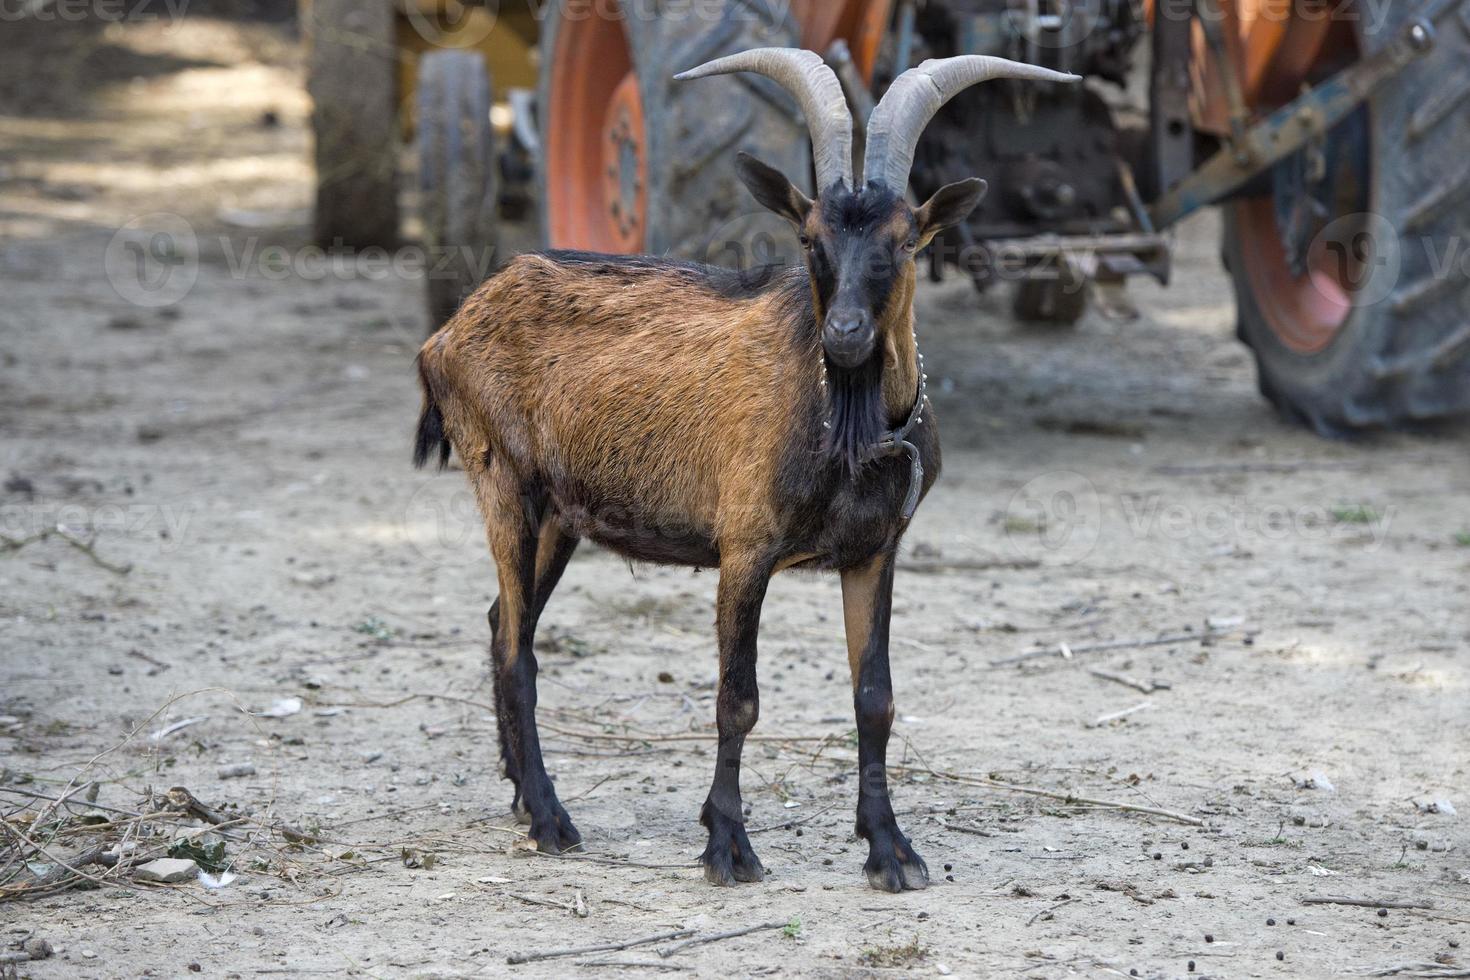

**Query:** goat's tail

left=412, top=352, right=452, bottom=471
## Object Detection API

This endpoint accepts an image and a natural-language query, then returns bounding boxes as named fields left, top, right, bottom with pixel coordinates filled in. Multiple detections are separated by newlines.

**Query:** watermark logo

left=404, top=0, right=499, bottom=49
left=1003, top=470, right=1103, bottom=565
left=402, top=480, right=485, bottom=569
left=1310, top=211, right=1402, bottom=310
left=103, top=212, right=198, bottom=309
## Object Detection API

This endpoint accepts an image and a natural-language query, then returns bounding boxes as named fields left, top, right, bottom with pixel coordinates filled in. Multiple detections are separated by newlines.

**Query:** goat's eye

left=798, top=234, right=812, bottom=250
left=902, top=238, right=918, bottom=253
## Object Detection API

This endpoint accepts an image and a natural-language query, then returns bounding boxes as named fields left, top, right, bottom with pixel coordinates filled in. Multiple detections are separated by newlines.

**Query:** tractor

left=304, top=0, right=1470, bottom=435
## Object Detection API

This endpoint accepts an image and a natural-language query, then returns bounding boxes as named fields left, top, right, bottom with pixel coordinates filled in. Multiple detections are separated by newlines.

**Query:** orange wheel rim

left=546, top=14, right=645, bottom=253
left=1234, top=18, right=1361, bottom=354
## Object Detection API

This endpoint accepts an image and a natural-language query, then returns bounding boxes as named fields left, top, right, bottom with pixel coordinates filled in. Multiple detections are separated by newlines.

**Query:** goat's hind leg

left=488, top=515, right=579, bottom=822
left=477, top=467, right=581, bottom=853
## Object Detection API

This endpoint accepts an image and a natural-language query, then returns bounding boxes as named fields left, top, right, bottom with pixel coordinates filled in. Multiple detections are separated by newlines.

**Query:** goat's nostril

left=829, top=313, right=868, bottom=337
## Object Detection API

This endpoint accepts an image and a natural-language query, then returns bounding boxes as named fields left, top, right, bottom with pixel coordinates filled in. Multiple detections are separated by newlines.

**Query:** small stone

left=657, top=671, right=674, bottom=683
left=1187, top=960, right=1195, bottom=973
left=1181, top=842, right=1189, bottom=850
left=1287, top=918, right=1296, bottom=925
left=81, top=950, right=97, bottom=960
left=1377, top=908, right=1388, bottom=918
left=189, top=963, right=203, bottom=972
left=1130, top=971, right=1139, bottom=977
left=133, top=858, right=199, bottom=883
left=1153, top=852, right=1162, bottom=860
left=1267, top=917, right=1276, bottom=926
left=1276, top=951, right=1285, bottom=961
left=217, top=763, right=256, bottom=779
left=1205, top=934, right=1214, bottom=943
left=24, top=938, right=53, bottom=960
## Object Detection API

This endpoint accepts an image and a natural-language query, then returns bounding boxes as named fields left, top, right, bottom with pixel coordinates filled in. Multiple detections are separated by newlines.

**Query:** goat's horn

left=675, top=47, right=853, bottom=193
left=862, top=56, right=1079, bottom=192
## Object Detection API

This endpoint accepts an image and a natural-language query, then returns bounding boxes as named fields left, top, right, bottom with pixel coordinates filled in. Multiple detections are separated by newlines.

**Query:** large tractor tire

left=417, top=50, right=498, bottom=328
left=538, top=0, right=813, bottom=266
left=305, top=0, right=400, bottom=248
left=1223, top=5, right=1470, bottom=435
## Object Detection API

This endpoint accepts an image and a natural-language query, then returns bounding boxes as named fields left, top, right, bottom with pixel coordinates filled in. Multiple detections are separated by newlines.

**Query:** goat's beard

left=822, top=352, right=886, bottom=473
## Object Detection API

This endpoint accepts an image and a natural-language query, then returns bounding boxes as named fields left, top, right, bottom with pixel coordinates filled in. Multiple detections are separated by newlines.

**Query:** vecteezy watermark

left=403, top=0, right=795, bottom=49
left=103, top=211, right=504, bottom=308
left=1002, top=471, right=1396, bottom=565
left=104, top=212, right=198, bottom=309
left=217, top=238, right=500, bottom=286
left=1, top=0, right=189, bottom=24
left=1, top=501, right=196, bottom=556
left=1156, top=0, right=1396, bottom=36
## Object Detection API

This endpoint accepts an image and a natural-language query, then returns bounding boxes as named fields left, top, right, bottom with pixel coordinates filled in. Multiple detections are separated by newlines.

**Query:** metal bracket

left=1149, top=17, right=1437, bottom=230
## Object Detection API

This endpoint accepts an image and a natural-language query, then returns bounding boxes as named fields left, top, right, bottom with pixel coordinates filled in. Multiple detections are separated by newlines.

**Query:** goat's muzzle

left=823, top=310, right=875, bottom=369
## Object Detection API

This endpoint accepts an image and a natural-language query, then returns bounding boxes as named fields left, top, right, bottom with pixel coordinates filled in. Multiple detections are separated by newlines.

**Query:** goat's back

left=418, top=252, right=822, bottom=549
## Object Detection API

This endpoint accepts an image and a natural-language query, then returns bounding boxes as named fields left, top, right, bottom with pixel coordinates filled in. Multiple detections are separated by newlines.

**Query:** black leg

left=841, top=550, right=928, bottom=892
left=699, top=551, right=773, bottom=886
left=476, top=468, right=580, bottom=853
left=488, top=513, right=579, bottom=822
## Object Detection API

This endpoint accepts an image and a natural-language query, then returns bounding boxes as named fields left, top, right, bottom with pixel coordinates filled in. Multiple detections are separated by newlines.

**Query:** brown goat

left=414, top=49, right=1075, bottom=891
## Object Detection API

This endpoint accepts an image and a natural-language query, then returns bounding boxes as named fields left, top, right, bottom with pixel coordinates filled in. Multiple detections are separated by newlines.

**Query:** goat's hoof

left=700, top=822, right=765, bottom=886
left=864, top=844, right=929, bottom=893
left=527, top=805, right=582, bottom=855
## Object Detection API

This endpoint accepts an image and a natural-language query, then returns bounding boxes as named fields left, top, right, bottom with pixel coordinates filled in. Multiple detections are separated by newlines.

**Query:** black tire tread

left=417, top=49, right=498, bottom=328
left=1226, top=1, right=1470, bottom=434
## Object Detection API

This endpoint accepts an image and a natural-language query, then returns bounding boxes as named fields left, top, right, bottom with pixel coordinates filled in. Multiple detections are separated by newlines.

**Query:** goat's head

left=677, top=50, right=1077, bottom=369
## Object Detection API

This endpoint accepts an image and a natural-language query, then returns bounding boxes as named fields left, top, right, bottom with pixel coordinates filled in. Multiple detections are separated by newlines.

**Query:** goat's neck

left=880, top=305, right=921, bottom=424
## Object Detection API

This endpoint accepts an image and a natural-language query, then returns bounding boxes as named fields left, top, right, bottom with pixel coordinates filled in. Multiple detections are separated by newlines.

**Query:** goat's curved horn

left=862, top=56, right=1079, bottom=192
left=675, top=47, right=853, bottom=193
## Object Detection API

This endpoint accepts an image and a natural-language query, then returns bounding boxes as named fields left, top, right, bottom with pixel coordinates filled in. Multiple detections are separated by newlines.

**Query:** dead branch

left=656, top=920, right=790, bottom=957
left=1089, top=668, right=1169, bottom=694
left=507, top=929, right=696, bottom=965
left=1302, top=896, right=1435, bottom=910
left=992, top=633, right=1205, bottom=668
left=0, top=526, right=132, bottom=575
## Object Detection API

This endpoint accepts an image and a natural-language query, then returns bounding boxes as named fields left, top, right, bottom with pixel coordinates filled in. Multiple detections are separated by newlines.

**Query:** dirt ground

left=2, top=14, right=1468, bottom=980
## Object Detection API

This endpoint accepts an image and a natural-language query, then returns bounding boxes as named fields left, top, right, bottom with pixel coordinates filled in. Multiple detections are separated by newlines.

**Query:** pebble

left=1205, top=934, right=1214, bottom=943
left=1277, top=951, right=1286, bottom=961
left=133, top=858, right=199, bottom=883
left=24, top=938, right=53, bottom=960
left=1267, top=917, right=1276, bottom=926
left=1377, top=908, right=1388, bottom=918
left=1187, top=960, right=1195, bottom=972
left=217, top=763, right=256, bottom=779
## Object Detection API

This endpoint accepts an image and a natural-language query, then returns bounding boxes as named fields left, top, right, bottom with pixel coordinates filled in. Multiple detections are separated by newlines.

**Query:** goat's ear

left=735, top=152, right=813, bottom=227
left=914, top=178, right=988, bottom=247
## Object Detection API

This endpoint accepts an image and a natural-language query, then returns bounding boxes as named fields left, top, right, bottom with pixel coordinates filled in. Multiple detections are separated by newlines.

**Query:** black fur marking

left=815, top=183, right=908, bottom=323
left=413, top=353, right=451, bottom=471
left=824, top=355, right=886, bottom=473
left=538, top=249, right=788, bottom=301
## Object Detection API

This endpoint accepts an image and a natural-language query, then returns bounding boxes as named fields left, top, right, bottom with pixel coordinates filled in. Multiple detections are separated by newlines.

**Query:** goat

left=413, top=49, right=1075, bottom=892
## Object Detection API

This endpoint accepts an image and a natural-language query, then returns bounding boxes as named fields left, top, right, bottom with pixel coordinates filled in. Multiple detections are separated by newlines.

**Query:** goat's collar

left=863, top=350, right=928, bottom=524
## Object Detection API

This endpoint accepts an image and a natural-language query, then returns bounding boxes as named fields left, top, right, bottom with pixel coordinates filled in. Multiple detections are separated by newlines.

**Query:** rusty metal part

left=1147, top=0, right=1194, bottom=200
left=1149, top=16, right=1439, bottom=229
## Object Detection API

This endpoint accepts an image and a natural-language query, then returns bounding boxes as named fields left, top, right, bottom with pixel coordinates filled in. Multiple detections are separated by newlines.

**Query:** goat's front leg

left=842, top=551, right=928, bottom=892
left=478, top=470, right=580, bottom=854
left=699, top=551, right=773, bottom=886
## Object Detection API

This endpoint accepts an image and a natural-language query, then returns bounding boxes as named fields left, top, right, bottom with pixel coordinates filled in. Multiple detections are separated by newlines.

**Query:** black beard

left=822, top=352, right=885, bottom=473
